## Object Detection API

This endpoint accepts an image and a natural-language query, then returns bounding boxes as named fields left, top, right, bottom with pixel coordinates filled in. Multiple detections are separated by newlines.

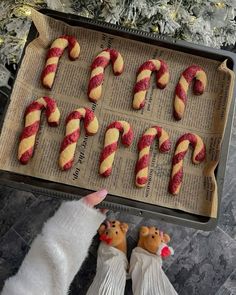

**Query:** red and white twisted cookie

left=135, top=126, right=171, bottom=187
left=133, top=59, right=170, bottom=110
left=59, top=107, right=98, bottom=171
left=88, top=48, right=124, bottom=102
left=174, top=65, right=207, bottom=120
left=41, top=35, right=80, bottom=89
left=18, top=97, right=60, bottom=164
left=169, top=133, right=206, bottom=195
left=99, top=121, right=134, bottom=177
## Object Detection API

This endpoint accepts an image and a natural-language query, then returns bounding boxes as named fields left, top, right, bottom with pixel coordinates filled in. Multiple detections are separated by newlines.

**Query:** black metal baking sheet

left=0, top=8, right=235, bottom=231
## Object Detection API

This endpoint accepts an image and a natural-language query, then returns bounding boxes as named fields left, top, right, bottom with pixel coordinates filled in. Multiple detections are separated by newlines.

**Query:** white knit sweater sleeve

left=2, top=200, right=105, bottom=295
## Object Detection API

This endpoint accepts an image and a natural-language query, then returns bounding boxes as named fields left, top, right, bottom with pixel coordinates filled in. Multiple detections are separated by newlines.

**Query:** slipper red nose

left=99, top=234, right=112, bottom=244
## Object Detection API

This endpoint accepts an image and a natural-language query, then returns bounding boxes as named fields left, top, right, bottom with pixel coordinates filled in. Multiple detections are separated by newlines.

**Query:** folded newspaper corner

left=0, top=9, right=234, bottom=218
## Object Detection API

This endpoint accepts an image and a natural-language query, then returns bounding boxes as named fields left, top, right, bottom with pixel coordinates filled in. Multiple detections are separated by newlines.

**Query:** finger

left=99, top=208, right=109, bottom=214
left=83, top=189, right=108, bottom=207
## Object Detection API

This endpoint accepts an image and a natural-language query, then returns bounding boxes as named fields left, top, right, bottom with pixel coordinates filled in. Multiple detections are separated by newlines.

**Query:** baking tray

left=0, top=8, right=235, bottom=231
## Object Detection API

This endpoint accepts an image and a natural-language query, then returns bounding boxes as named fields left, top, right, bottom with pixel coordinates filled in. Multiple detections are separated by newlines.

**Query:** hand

left=83, top=189, right=108, bottom=212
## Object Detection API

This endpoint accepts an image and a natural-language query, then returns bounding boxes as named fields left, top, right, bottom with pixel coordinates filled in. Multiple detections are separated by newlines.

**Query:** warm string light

left=12, top=5, right=32, bottom=18
left=122, top=19, right=134, bottom=28
left=80, top=10, right=90, bottom=18
left=0, top=37, right=4, bottom=46
left=169, top=0, right=182, bottom=20
left=12, top=57, right=16, bottom=63
left=215, top=2, right=225, bottom=8
left=170, top=11, right=177, bottom=20
left=189, top=16, right=196, bottom=24
left=151, top=25, right=159, bottom=33
left=20, top=35, right=28, bottom=44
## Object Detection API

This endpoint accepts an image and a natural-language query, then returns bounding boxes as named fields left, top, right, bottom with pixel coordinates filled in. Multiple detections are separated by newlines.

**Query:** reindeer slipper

left=86, top=220, right=129, bottom=295
left=129, top=226, right=177, bottom=295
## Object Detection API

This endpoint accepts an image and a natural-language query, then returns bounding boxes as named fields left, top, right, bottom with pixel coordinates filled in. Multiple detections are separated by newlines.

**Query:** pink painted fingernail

left=97, top=189, right=108, bottom=198
left=100, top=208, right=109, bottom=214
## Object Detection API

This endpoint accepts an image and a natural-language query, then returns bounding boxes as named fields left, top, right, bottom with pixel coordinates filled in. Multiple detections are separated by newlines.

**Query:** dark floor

left=0, top=112, right=236, bottom=294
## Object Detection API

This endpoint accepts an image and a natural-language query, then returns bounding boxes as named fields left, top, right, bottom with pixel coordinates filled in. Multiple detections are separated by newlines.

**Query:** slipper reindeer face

left=138, top=226, right=171, bottom=255
left=98, top=220, right=129, bottom=249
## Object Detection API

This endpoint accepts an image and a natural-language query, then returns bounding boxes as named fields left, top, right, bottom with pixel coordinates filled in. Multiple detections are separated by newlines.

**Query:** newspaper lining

left=0, top=10, right=234, bottom=217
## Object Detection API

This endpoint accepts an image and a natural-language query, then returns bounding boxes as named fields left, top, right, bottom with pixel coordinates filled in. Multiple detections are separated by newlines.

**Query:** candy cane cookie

left=169, top=133, right=206, bottom=195
left=135, top=126, right=171, bottom=187
left=18, top=97, right=60, bottom=164
left=174, top=65, right=207, bottom=120
left=41, top=35, right=80, bottom=89
left=59, top=108, right=98, bottom=171
left=99, top=121, right=133, bottom=177
left=88, top=48, right=124, bottom=102
left=133, top=59, right=170, bottom=110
